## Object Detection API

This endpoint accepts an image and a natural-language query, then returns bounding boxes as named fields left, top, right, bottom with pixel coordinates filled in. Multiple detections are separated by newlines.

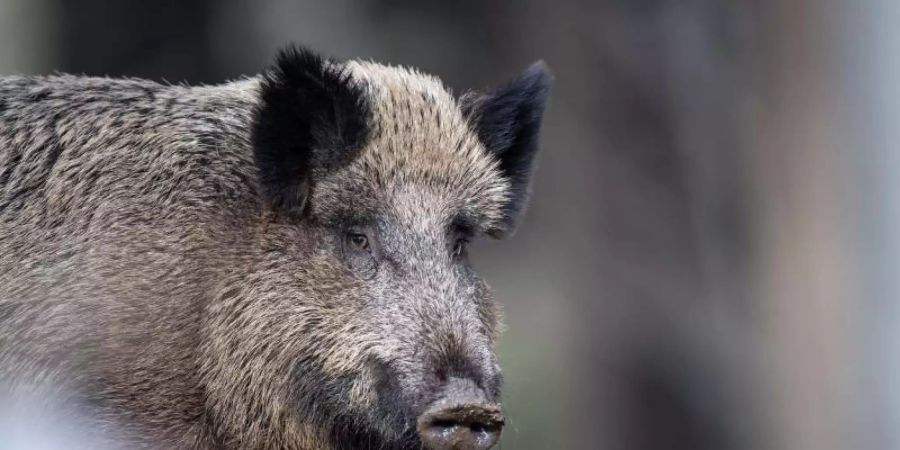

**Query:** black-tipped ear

left=252, top=45, right=370, bottom=213
left=461, top=61, right=552, bottom=232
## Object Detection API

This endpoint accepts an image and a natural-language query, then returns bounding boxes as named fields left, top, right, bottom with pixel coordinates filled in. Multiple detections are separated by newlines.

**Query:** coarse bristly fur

left=0, top=45, right=552, bottom=450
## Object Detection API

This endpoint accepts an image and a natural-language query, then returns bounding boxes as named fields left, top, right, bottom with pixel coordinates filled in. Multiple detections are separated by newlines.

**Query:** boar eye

left=342, top=229, right=377, bottom=279
left=452, top=237, right=469, bottom=259
left=347, top=232, right=370, bottom=251
left=450, top=220, right=474, bottom=260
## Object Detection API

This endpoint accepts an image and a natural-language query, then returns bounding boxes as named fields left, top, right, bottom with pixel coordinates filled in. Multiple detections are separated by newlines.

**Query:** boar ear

left=461, top=61, right=552, bottom=232
left=252, top=45, right=370, bottom=213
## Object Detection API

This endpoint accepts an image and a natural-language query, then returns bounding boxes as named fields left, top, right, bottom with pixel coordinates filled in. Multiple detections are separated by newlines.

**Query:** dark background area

left=1, top=1, right=895, bottom=449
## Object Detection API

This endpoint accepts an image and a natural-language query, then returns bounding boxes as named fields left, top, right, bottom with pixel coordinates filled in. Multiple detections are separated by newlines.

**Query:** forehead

left=311, top=62, right=510, bottom=231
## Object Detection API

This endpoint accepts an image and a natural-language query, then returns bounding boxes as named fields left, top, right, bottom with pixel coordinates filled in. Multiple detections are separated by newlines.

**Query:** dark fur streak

left=0, top=145, right=23, bottom=187
left=30, top=89, right=50, bottom=102
left=0, top=302, right=18, bottom=324
left=43, top=141, right=64, bottom=172
left=142, top=86, right=157, bottom=101
left=290, top=358, right=420, bottom=450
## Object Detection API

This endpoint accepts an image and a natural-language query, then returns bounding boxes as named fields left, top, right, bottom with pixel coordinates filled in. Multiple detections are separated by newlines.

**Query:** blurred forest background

left=1, top=1, right=897, bottom=449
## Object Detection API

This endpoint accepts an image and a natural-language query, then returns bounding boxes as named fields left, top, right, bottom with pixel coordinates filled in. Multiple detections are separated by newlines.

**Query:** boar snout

left=416, top=377, right=504, bottom=450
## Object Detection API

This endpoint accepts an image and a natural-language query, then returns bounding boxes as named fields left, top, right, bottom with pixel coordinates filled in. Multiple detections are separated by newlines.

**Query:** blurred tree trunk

left=750, top=2, right=862, bottom=450
left=54, top=0, right=218, bottom=83
left=0, top=0, right=58, bottom=74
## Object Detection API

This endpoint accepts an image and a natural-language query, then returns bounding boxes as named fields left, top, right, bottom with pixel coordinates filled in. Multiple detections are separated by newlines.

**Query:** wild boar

left=0, top=46, right=551, bottom=450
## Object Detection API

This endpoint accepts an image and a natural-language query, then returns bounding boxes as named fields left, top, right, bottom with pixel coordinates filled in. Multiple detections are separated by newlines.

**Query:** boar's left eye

left=342, top=229, right=377, bottom=279
left=452, top=237, right=470, bottom=260
left=450, top=221, right=474, bottom=261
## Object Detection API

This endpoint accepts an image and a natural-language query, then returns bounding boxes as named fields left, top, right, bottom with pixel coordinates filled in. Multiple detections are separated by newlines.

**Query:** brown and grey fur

left=0, top=47, right=550, bottom=449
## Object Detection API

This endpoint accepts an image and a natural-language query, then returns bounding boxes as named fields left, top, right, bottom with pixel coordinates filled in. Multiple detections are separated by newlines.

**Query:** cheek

left=472, top=280, right=504, bottom=342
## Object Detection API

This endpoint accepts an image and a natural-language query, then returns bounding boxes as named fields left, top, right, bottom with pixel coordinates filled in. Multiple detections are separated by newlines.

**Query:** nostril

left=417, top=403, right=505, bottom=450
left=430, top=419, right=458, bottom=429
left=468, top=422, right=491, bottom=434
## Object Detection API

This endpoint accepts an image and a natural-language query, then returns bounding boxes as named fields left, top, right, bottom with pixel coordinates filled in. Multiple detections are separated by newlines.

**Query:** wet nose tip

left=417, top=378, right=504, bottom=450
left=417, top=403, right=504, bottom=450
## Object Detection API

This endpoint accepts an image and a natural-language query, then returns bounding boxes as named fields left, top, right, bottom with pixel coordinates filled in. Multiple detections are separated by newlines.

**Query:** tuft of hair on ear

left=252, top=45, right=371, bottom=213
left=461, top=61, right=553, bottom=235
